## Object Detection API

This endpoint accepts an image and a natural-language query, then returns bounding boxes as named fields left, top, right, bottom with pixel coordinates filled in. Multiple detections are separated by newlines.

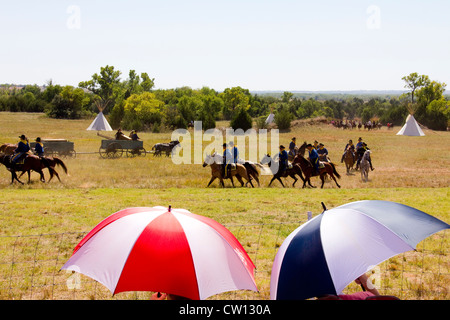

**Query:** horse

left=202, top=152, right=254, bottom=188
left=292, top=154, right=341, bottom=189
left=260, top=154, right=305, bottom=188
left=343, top=148, right=355, bottom=174
left=152, top=141, right=180, bottom=157
left=360, top=150, right=372, bottom=182
left=0, top=143, right=16, bottom=155
left=18, top=156, right=68, bottom=183
left=237, top=159, right=262, bottom=187
left=0, top=153, right=48, bottom=184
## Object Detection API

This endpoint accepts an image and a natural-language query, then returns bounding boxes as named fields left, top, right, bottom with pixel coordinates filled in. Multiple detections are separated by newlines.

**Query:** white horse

left=360, top=150, right=372, bottom=182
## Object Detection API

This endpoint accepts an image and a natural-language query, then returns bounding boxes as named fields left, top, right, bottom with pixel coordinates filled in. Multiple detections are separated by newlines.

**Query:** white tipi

left=265, top=113, right=275, bottom=125
left=265, top=105, right=275, bottom=125
left=87, top=100, right=113, bottom=131
left=396, top=114, right=425, bottom=136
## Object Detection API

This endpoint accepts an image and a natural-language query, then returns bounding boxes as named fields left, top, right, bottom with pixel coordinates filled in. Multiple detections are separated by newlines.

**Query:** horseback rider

left=317, top=143, right=329, bottom=162
left=229, top=141, right=239, bottom=164
left=356, top=137, right=363, bottom=150
left=34, top=137, right=44, bottom=157
left=288, top=137, right=296, bottom=157
left=278, top=145, right=288, bottom=174
left=306, top=143, right=320, bottom=175
left=340, top=139, right=355, bottom=163
left=356, top=142, right=375, bottom=171
left=10, top=134, right=30, bottom=171
left=222, top=143, right=232, bottom=178
left=313, top=140, right=319, bottom=150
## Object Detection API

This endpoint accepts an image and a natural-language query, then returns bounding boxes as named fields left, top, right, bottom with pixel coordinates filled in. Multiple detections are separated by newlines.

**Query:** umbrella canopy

left=270, top=200, right=449, bottom=300
left=62, top=206, right=257, bottom=300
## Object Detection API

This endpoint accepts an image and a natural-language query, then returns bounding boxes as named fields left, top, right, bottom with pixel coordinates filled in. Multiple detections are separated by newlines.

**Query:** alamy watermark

left=170, top=121, right=280, bottom=175
left=66, top=5, right=81, bottom=30
left=366, top=5, right=381, bottom=30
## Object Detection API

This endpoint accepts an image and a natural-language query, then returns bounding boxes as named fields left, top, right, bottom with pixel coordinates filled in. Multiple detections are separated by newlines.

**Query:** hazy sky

left=1, top=0, right=449, bottom=91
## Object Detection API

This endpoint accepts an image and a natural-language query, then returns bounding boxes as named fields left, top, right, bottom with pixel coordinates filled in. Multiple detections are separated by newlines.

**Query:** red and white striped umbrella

left=62, top=206, right=257, bottom=300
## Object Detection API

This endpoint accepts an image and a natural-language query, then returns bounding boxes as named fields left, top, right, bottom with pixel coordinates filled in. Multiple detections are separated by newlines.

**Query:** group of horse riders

left=340, top=137, right=374, bottom=171
left=7, top=134, right=46, bottom=172
left=287, top=136, right=374, bottom=175
left=288, top=137, right=328, bottom=176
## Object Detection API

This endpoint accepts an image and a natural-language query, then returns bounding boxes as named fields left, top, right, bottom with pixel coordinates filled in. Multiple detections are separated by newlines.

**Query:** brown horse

left=343, top=148, right=355, bottom=174
left=203, top=153, right=254, bottom=188
left=1, top=153, right=46, bottom=184
left=241, top=161, right=262, bottom=187
left=0, top=143, right=16, bottom=155
left=0, top=154, right=67, bottom=184
left=260, top=154, right=305, bottom=188
left=293, top=155, right=341, bottom=188
left=18, top=156, right=68, bottom=183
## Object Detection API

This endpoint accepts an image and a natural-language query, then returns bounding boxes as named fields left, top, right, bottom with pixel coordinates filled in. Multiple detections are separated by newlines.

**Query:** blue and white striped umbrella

left=270, top=200, right=449, bottom=300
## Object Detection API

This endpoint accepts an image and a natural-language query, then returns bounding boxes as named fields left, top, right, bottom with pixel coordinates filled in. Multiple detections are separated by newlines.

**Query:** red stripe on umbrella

left=115, top=212, right=199, bottom=299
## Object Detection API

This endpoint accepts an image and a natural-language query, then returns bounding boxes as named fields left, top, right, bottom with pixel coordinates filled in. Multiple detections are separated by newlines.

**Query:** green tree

left=220, top=87, right=251, bottom=120
left=46, top=86, right=90, bottom=119
left=230, top=106, right=253, bottom=131
left=402, top=72, right=429, bottom=103
left=361, top=107, right=373, bottom=123
left=122, top=92, right=164, bottom=130
left=79, top=65, right=122, bottom=108
left=274, top=107, right=294, bottom=130
left=424, top=99, right=449, bottom=130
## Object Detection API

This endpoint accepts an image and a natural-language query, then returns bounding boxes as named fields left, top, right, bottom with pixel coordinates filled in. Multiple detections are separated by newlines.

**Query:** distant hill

left=251, top=90, right=406, bottom=97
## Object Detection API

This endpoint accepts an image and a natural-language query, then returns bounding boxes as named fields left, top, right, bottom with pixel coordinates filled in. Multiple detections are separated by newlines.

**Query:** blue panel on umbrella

left=276, top=214, right=335, bottom=300
left=336, top=200, right=449, bottom=248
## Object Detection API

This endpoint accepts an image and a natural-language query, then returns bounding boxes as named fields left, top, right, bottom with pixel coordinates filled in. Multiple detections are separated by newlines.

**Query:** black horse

left=152, top=140, right=180, bottom=157
left=260, top=154, right=305, bottom=187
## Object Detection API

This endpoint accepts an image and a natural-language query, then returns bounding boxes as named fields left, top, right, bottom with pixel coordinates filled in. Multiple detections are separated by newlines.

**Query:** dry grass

left=0, top=112, right=448, bottom=300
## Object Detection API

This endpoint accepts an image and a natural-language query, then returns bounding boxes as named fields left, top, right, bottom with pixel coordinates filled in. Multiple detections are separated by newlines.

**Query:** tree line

left=1, top=67, right=448, bottom=131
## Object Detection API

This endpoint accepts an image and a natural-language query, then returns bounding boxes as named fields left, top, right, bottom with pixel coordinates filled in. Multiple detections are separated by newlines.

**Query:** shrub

left=230, top=106, right=253, bottom=131
left=274, top=108, right=293, bottom=130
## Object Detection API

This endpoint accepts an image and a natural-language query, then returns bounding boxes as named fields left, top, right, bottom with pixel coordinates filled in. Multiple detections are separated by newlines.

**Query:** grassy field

left=0, top=112, right=448, bottom=300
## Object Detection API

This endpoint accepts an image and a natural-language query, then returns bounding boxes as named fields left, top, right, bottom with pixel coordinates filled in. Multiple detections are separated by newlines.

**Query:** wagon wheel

left=69, top=150, right=77, bottom=158
left=100, top=142, right=123, bottom=158
left=126, top=147, right=146, bottom=157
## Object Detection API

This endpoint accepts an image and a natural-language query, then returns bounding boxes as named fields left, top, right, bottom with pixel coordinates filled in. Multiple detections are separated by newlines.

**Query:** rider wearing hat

left=306, top=143, right=320, bottom=175
left=11, top=134, right=30, bottom=171
left=34, top=137, right=44, bottom=157
left=341, top=139, right=355, bottom=163
left=222, top=143, right=232, bottom=178
left=229, top=141, right=239, bottom=164
left=289, top=137, right=296, bottom=157
left=356, top=142, right=375, bottom=171
left=317, top=143, right=329, bottom=162
left=313, top=140, right=319, bottom=150
left=278, top=145, right=288, bottom=174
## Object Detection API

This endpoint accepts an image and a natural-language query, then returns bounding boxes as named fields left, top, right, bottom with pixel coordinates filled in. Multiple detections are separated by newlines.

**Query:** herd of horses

left=0, top=140, right=372, bottom=188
